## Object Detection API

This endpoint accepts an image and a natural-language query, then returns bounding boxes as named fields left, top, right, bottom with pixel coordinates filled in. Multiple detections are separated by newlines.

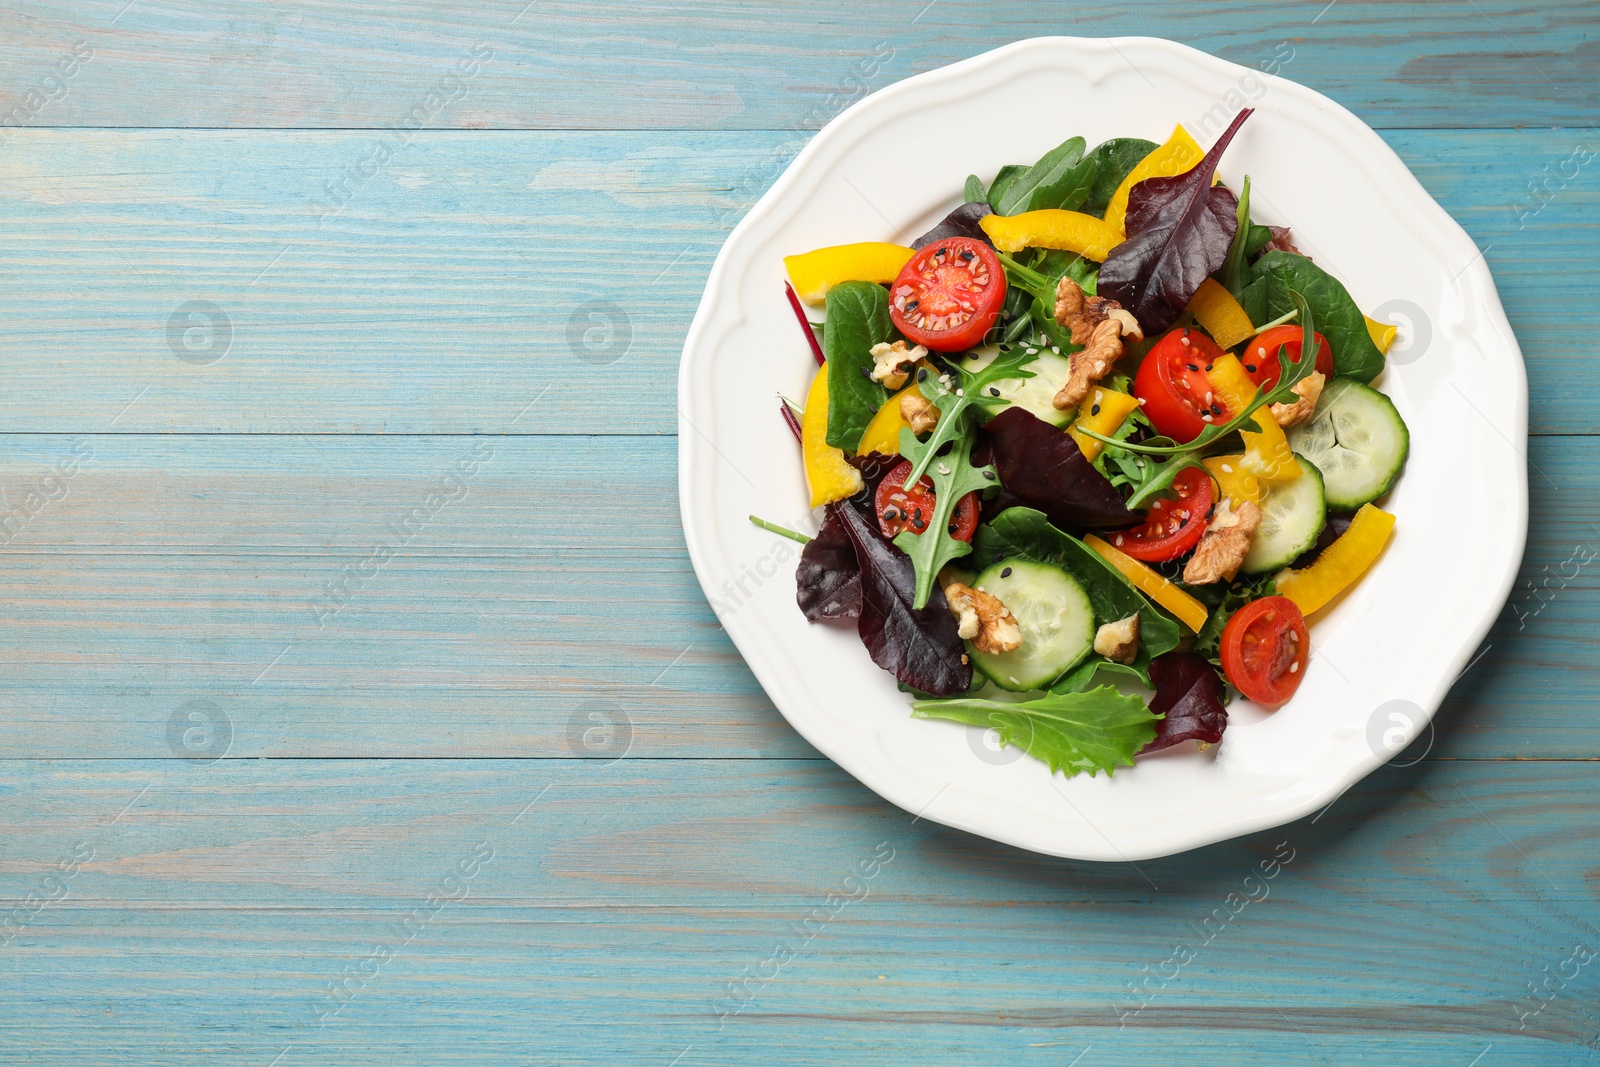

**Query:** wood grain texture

left=0, top=127, right=1593, bottom=433
left=0, top=431, right=1583, bottom=760
left=0, top=4, right=1593, bottom=1063
left=0, top=759, right=1594, bottom=1064
left=1, top=0, right=1596, bottom=130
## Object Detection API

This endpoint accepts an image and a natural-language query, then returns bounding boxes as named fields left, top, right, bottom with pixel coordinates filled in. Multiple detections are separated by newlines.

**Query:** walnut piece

left=944, top=582, right=1023, bottom=654
left=1093, top=614, right=1141, bottom=664
left=1270, top=371, right=1325, bottom=428
left=1182, top=499, right=1262, bottom=585
left=1052, top=277, right=1143, bottom=410
left=868, top=340, right=927, bottom=390
left=899, top=390, right=939, bottom=435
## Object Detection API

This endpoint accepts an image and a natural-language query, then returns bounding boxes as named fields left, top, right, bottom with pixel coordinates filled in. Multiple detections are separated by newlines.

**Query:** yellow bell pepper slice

left=1275, top=504, right=1396, bottom=616
left=1103, top=125, right=1205, bottom=235
left=978, top=209, right=1124, bottom=262
left=784, top=242, right=915, bottom=305
left=1069, top=387, right=1142, bottom=460
left=857, top=382, right=917, bottom=457
left=1085, top=534, right=1210, bottom=634
left=801, top=365, right=862, bottom=507
left=1364, top=314, right=1398, bottom=355
left=1201, top=454, right=1261, bottom=509
left=1205, top=355, right=1300, bottom=484
left=1187, top=278, right=1256, bottom=350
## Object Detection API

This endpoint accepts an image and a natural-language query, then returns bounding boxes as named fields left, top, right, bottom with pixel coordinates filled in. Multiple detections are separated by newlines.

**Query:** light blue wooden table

left=0, top=2, right=1595, bottom=1063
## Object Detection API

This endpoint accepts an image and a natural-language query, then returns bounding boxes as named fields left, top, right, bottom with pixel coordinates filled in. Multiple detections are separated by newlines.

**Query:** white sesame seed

left=1220, top=463, right=1233, bottom=473
left=1289, top=661, right=1299, bottom=673
left=1050, top=346, right=1061, bottom=354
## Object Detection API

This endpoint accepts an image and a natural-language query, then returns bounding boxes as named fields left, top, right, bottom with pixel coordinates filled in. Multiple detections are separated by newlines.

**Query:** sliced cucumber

left=1242, top=455, right=1326, bottom=574
left=960, top=345, right=1075, bottom=427
left=1287, top=377, right=1409, bottom=511
left=966, top=559, right=1095, bottom=692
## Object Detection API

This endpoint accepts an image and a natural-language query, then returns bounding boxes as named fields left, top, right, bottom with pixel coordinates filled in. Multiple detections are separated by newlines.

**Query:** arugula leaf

left=911, top=686, right=1157, bottom=778
left=1080, top=137, right=1160, bottom=217
left=899, top=347, right=1034, bottom=488
left=996, top=136, right=1087, bottom=216
left=891, top=424, right=994, bottom=610
left=1247, top=250, right=1386, bottom=382
left=823, top=281, right=894, bottom=450
left=972, top=506, right=1181, bottom=687
left=1098, top=109, right=1252, bottom=334
left=963, top=174, right=986, bottom=204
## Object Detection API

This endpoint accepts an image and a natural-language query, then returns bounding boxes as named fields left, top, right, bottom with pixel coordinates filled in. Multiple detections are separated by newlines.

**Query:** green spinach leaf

left=996, top=136, right=1087, bottom=216
left=1248, top=251, right=1385, bottom=382
left=823, top=280, right=894, bottom=450
left=1080, top=137, right=1159, bottom=217
left=911, top=686, right=1157, bottom=778
left=963, top=174, right=986, bottom=204
left=986, top=165, right=1029, bottom=212
left=971, top=506, right=1182, bottom=687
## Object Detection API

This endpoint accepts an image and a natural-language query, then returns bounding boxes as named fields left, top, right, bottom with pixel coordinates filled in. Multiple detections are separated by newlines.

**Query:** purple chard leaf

left=1098, top=109, right=1253, bottom=335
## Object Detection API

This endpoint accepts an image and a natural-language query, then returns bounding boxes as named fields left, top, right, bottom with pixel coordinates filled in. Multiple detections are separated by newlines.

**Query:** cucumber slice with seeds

left=1242, top=455, right=1326, bottom=574
left=960, top=346, right=1075, bottom=427
left=966, top=559, right=1095, bottom=692
left=1287, top=377, right=1409, bottom=511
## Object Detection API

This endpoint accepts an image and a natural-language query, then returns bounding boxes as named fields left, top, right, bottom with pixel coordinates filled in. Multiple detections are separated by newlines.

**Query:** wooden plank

left=0, top=758, right=1593, bottom=1064
left=1, top=1, right=1595, bottom=130
left=0, top=127, right=1592, bottom=433
left=0, top=431, right=1586, bottom=760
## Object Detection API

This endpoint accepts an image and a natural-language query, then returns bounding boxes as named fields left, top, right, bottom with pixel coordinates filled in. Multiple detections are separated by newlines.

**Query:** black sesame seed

left=1001, top=567, right=1013, bottom=578
left=917, top=368, right=928, bottom=382
left=1212, top=405, right=1224, bottom=416
left=1245, top=364, right=1257, bottom=374
left=913, top=508, right=923, bottom=524
left=1091, top=403, right=1101, bottom=416
left=936, top=247, right=948, bottom=257
left=992, top=552, right=1004, bottom=565
left=905, top=299, right=919, bottom=311
left=1186, top=363, right=1199, bottom=372
left=859, top=365, right=871, bottom=379
left=958, top=250, right=975, bottom=262
left=989, top=386, right=1000, bottom=397
left=982, top=470, right=996, bottom=481
left=1205, top=363, right=1214, bottom=372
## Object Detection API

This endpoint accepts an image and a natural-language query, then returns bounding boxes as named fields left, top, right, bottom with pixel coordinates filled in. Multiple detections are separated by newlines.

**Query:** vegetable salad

left=755, top=109, right=1408, bottom=778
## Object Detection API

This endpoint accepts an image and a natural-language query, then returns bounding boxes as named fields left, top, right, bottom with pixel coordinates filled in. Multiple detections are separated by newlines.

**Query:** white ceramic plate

left=678, top=37, right=1526, bottom=860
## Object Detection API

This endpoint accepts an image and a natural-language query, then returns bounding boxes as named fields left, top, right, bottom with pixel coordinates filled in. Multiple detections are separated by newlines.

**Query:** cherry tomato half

left=888, top=238, right=1007, bottom=353
left=1242, top=326, right=1334, bottom=391
left=1111, top=466, right=1214, bottom=563
left=1220, top=595, right=1311, bottom=705
left=1133, top=328, right=1230, bottom=442
left=875, top=459, right=979, bottom=542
